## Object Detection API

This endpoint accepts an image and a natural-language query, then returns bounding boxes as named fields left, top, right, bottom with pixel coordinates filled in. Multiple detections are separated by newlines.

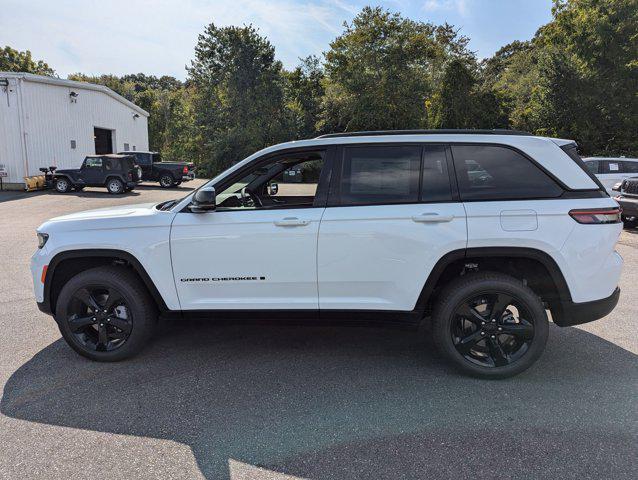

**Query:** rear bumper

left=181, top=172, right=195, bottom=182
left=617, top=196, right=638, bottom=218
left=555, top=287, right=620, bottom=327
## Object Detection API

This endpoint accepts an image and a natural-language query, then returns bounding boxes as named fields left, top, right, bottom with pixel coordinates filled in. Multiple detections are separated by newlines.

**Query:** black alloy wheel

left=432, top=272, right=548, bottom=378
left=56, top=266, right=157, bottom=361
left=66, top=286, right=132, bottom=352
left=451, top=292, right=534, bottom=368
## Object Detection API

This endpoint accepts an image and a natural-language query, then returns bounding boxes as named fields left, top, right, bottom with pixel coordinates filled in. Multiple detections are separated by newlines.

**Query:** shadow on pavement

left=2, top=321, right=637, bottom=479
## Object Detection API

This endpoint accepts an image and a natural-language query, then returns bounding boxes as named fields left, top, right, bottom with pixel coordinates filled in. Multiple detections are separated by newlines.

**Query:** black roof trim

left=317, top=129, right=532, bottom=139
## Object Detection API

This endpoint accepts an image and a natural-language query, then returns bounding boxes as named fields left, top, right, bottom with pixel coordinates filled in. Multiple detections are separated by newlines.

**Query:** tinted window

left=421, top=145, right=452, bottom=202
left=136, top=153, right=151, bottom=165
left=452, top=145, right=562, bottom=200
left=621, top=161, right=638, bottom=173
left=584, top=160, right=600, bottom=174
left=84, top=158, right=102, bottom=169
left=340, top=146, right=421, bottom=205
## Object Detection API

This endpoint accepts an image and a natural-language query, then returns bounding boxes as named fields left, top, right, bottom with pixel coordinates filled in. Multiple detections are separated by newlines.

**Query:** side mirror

left=612, top=182, right=622, bottom=192
left=267, top=182, right=279, bottom=196
left=189, top=187, right=216, bottom=212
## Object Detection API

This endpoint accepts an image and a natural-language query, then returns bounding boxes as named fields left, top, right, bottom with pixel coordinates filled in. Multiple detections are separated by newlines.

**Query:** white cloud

left=0, top=0, right=359, bottom=79
left=423, top=0, right=469, bottom=16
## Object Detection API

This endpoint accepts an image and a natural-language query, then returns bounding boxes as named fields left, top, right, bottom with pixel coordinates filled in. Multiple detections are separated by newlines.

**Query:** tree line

left=2, top=0, right=636, bottom=176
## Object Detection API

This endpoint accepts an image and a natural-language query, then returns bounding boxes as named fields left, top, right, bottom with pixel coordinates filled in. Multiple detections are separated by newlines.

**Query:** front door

left=318, top=144, right=467, bottom=311
left=80, top=157, right=105, bottom=186
left=170, top=149, right=332, bottom=310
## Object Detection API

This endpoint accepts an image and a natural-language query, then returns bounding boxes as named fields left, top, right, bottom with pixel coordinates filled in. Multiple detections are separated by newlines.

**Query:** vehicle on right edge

left=612, top=177, right=638, bottom=228
left=33, top=130, right=623, bottom=379
left=583, top=156, right=638, bottom=195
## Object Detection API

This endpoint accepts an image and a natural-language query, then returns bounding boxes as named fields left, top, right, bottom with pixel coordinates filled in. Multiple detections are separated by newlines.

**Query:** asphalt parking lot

left=0, top=182, right=636, bottom=480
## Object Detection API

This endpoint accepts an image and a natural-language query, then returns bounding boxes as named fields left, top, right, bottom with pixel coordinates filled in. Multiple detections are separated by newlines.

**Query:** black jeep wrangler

left=118, top=151, right=195, bottom=188
left=53, top=155, right=141, bottom=194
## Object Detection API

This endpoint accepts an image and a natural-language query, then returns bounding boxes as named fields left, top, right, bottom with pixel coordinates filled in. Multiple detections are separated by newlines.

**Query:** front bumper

left=555, top=287, right=620, bottom=327
left=617, top=196, right=638, bottom=218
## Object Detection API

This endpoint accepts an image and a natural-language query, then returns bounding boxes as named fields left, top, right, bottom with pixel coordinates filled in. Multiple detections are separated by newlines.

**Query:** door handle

left=411, top=213, right=454, bottom=223
left=274, top=217, right=310, bottom=227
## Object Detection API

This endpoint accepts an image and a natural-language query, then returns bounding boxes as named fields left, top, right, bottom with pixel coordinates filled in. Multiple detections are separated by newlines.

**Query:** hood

left=38, top=202, right=163, bottom=233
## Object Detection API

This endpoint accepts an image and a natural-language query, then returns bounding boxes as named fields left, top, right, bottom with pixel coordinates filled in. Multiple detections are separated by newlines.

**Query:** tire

left=432, top=272, right=549, bottom=379
left=106, top=177, right=125, bottom=194
left=54, top=177, right=71, bottom=193
left=55, top=266, right=157, bottom=361
left=159, top=174, right=175, bottom=188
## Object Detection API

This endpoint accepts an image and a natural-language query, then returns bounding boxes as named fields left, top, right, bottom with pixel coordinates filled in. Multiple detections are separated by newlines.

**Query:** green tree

left=530, top=0, right=638, bottom=155
left=188, top=23, right=293, bottom=175
left=320, top=7, right=472, bottom=132
left=0, top=46, right=55, bottom=75
left=284, top=56, right=325, bottom=138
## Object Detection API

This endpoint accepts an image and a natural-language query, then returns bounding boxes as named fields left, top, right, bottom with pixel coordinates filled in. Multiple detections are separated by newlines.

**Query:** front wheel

left=106, top=178, right=125, bottom=194
left=55, top=266, right=157, bottom=361
left=432, top=272, right=549, bottom=379
left=54, top=178, right=71, bottom=193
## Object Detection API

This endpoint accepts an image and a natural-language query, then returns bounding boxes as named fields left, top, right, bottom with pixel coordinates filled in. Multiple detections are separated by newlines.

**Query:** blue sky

left=0, top=0, right=553, bottom=79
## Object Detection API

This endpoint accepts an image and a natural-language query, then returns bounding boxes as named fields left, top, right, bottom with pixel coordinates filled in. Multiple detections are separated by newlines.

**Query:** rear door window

left=339, top=145, right=421, bottom=205
left=451, top=145, right=562, bottom=200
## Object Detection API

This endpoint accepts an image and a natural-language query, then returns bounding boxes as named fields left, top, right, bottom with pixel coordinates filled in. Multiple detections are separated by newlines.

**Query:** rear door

left=317, top=144, right=467, bottom=311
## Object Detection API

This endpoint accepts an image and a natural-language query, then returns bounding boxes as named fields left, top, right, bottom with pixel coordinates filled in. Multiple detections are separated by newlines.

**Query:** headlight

left=37, top=232, right=49, bottom=249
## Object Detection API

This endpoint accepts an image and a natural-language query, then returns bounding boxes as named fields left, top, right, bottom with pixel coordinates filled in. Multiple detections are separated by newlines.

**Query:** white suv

left=31, top=130, right=623, bottom=378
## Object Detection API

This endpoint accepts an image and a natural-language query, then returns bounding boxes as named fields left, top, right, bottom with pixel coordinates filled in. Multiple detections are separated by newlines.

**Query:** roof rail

left=316, top=129, right=532, bottom=139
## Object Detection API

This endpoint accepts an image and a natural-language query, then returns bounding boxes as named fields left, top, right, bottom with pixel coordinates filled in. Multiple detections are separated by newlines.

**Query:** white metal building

left=0, top=72, right=149, bottom=189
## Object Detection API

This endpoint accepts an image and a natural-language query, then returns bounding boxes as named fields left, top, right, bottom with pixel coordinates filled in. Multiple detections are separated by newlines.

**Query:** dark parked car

left=53, top=155, right=141, bottom=194
left=613, top=177, right=638, bottom=228
left=118, top=151, right=195, bottom=188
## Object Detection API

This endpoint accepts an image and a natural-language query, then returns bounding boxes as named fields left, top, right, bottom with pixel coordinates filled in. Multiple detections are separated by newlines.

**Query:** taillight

left=569, top=207, right=622, bottom=224
left=183, top=166, right=188, bottom=174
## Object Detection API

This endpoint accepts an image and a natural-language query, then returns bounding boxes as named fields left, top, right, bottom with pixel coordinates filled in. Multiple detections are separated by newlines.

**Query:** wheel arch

left=415, top=247, right=572, bottom=317
left=104, top=174, right=125, bottom=185
left=43, top=249, right=168, bottom=316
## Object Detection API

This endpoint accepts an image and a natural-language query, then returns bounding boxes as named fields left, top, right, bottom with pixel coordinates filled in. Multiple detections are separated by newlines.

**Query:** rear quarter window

left=451, top=145, right=563, bottom=200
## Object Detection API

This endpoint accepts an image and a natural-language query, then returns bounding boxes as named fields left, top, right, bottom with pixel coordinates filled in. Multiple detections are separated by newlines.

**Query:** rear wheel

left=159, top=174, right=175, bottom=188
left=56, top=266, right=157, bottom=361
left=106, top=177, right=125, bottom=194
left=432, top=272, right=548, bottom=379
left=54, top=178, right=71, bottom=193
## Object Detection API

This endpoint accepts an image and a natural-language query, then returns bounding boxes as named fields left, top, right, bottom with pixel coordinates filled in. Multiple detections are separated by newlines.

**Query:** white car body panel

left=32, top=203, right=180, bottom=309
left=464, top=197, right=622, bottom=303
left=170, top=207, right=325, bottom=309
left=317, top=203, right=467, bottom=310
